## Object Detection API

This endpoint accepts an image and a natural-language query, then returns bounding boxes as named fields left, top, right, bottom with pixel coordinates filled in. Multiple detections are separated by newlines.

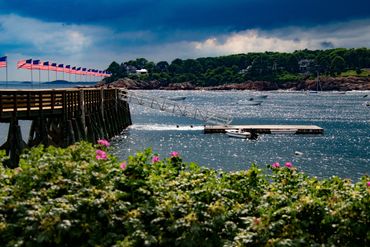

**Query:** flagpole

left=31, top=63, right=33, bottom=89
left=48, top=69, right=50, bottom=82
left=5, top=63, right=8, bottom=88
left=39, top=68, right=41, bottom=88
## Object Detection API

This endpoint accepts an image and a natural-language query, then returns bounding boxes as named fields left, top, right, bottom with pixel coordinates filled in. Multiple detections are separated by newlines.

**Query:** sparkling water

left=0, top=89, right=369, bottom=180
left=111, top=90, right=370, bottom=181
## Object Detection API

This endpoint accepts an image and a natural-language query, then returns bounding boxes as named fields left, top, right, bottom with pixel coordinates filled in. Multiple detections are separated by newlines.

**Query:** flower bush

left=0, top=142, right=369, bottom=246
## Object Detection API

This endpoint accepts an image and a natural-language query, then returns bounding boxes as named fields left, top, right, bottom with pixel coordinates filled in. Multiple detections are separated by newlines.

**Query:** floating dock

left=204, top=125, right=324, bottom=134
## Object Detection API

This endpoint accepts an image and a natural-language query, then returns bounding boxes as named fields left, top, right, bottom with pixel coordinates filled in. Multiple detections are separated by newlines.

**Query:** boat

left=225, top=129, right=252, bottom=139
left=160, top=96, right=187, bottom=101
left=238, top=100, right=263, bottom=105
left=168, top=96, right=186, bottom=101
left=270, top=129, right=297, bottom=134
left=307, top=72, right=322, bottom=94
left=248, top=95, right=268, bottom=100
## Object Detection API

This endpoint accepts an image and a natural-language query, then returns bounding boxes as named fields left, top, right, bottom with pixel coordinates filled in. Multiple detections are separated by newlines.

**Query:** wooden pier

left=0, top=88, right=132, bottom=167
left=204, top=125, right=324, bottom=134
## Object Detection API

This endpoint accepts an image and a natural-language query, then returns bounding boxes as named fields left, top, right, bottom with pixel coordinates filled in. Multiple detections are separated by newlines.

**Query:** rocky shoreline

left=106, top=76, right=370, bottom=91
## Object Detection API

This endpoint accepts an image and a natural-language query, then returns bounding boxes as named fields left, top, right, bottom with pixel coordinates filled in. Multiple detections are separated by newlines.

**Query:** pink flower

left=285, top=162, right=293, bottom=168
left=367, top=181, right=370, bottom=187
left=152, top=156, right=160, bottom=163
left=120, top=162, right=127, bottom=170
left=272, top=162, right=280, bottom=168
left=97, top=139, right=110, bottom=147
left=96, top=149, right=107, bottom=160
left=170, top=151, right=179, bottom=157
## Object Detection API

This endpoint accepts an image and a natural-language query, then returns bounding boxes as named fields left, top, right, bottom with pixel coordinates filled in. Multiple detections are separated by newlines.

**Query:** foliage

left=0, top=142, right=369, bottom=246
left=276, top=72, right=303, bottom=82
left=341, top=69, right=370, bottom=77
left=105, top=48, right=370, bottom=86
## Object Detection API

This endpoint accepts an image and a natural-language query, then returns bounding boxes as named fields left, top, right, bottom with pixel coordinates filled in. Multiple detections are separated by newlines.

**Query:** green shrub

left=0, top=142, right=369, bottom=246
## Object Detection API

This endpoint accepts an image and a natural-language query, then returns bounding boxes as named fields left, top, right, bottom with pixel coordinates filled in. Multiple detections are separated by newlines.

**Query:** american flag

left=32, top=60, right=42, bottom=70
left=82, top=68, right=87, bottom=75
left=57, top=64, right=64, bottom=72
left=0, top=56, right=7, bottom=68
left=40, top=61, right=50, bottom=70
left=50, top=63, right=57, bottom=71
left=71, top=66, right=77, bottom=74
left=65, top=65, right=71, bottom=73
left=17, top=59, right=32, bottom=69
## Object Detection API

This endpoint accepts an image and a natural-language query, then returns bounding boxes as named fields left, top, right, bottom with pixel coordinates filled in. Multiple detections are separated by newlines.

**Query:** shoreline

left=106, top=76, right=370, bottom=91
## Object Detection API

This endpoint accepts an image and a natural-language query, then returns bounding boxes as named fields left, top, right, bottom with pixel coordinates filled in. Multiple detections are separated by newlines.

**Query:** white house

left=136, top=69, right=148, bottom=74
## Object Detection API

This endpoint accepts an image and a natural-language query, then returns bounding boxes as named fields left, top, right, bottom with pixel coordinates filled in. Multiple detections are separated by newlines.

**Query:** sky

left=0, top=0, right=370, bottom=81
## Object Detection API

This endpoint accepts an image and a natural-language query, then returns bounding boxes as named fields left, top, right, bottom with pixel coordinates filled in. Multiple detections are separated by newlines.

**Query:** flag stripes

left=0, top=56, right=7, bottom=68
left=14, top=58, right=111, bottom=78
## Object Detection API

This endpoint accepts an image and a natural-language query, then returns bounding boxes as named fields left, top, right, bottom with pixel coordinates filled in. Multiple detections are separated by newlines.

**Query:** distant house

left=123, top=64, right=137, bottom=74
left=136, top=69, right=148, bottom=75
left=298, top=59, right=315, bottom=72
left=238, top=66, right=252, bottom=75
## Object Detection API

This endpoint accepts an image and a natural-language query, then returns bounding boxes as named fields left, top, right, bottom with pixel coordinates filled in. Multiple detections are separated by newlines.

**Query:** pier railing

left=0, top=88, right=132, bottom=167
left=119, top=89, right=233, bottom=125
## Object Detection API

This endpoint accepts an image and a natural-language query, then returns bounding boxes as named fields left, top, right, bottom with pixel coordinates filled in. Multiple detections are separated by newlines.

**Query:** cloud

left=0, top=14, right=103, bottom=55
left=188, top=19, right=370, bottom=57
left=1, top=12, right=370, bottom=81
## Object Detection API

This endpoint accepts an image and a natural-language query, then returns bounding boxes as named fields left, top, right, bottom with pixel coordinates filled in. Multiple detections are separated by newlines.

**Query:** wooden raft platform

left=204, top=125, right=324, bottom=134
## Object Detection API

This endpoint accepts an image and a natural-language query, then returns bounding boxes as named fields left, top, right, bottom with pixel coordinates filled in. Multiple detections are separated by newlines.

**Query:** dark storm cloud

left=1, top=0, right=370, bottom=37
left=1, top=0, right=370, bottom=81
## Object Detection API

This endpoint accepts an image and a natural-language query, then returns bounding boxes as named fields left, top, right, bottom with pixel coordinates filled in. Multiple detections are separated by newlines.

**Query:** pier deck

left=204, top=125, right=324, bottom=134
left=0, top=88, right=132, bottom=167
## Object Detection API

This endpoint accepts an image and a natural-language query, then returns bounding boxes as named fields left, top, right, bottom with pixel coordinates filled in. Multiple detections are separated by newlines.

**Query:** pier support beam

left=0, top=119, right=27, bottom=168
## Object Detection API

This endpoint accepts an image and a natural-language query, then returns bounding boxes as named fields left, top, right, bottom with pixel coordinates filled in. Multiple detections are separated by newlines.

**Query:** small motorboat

left=238, top=100, right=263, bottom=105
left=225, top=129, right=252, bottom=139
left=248, top=95, right=268, bottom=100
left=168, top=96, right=186, bottom=101
left=160, top=96, right=187, bottom=101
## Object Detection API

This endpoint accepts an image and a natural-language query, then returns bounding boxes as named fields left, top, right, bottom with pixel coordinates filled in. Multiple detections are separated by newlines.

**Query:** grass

left=340, top=69, right=370, bottom=77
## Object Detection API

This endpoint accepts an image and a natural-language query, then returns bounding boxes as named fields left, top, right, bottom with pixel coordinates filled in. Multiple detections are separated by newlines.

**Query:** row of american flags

left=0, top=56, right=112, bottom=77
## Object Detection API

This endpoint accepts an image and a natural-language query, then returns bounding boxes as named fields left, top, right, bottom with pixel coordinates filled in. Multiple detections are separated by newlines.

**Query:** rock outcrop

left=108, top=78, right=162, bottom=89
left=107, top=76, right=370, bottom=91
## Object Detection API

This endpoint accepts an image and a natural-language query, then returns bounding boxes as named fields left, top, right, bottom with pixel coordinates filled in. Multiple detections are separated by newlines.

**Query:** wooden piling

left=0, top=88, right=132, bottom=167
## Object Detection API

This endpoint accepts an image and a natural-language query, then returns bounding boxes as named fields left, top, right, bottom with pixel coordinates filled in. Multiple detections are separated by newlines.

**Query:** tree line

left=105, top=48, right=370, bottom=86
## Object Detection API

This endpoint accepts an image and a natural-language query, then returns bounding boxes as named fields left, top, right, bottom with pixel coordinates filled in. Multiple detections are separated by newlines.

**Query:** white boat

left=307, top=90, right=319, bottom=94
left=248, top=95, right=268, bottom=100
left=225, top=129, right=252, bottom=138
left=270, top=129, right=297, bottom=134
left=238, top=100, right=263, bottom=105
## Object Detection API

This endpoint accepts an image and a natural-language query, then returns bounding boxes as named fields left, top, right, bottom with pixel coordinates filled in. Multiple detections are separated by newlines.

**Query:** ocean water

left=0, top=81, right=96, bottom=89
left=110, top=90, right=370, bottom=181
left=0, top=88, right=369, bottom=181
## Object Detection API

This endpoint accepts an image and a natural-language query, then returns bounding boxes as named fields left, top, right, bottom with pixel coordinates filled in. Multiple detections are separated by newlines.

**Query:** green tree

left=155, top=61, right=169, bottom=73
left=331, top=56, right=346, bottom=74
left=169, top=58, right=184, bottom=74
